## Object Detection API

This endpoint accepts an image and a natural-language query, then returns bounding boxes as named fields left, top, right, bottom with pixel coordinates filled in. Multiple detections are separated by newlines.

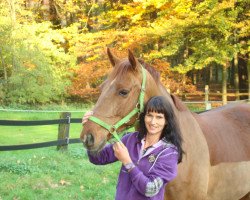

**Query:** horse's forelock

left=109, top=59, right=137, bottom=80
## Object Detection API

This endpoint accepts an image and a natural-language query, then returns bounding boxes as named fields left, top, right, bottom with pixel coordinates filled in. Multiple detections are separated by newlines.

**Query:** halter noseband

left=88, top=66, right=147, bottom=142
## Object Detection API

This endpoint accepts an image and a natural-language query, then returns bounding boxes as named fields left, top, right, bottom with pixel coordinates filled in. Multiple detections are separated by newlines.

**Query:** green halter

left=88, top=66, right=147, bottom=142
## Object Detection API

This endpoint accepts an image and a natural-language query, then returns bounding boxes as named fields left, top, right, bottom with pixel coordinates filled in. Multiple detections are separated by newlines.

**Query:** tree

left=0, top=0, right=77, bottom=104
left=1, top=0, right=249, bottom=104
left=142, top=0, right=244, bottom=104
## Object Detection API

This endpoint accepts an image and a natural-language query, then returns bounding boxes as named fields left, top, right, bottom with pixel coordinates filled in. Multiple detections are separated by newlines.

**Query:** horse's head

left=80, top=49, right=160, bottom=152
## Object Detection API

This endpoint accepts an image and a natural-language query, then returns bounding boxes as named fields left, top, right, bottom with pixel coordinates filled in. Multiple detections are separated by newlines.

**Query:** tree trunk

left=215, top=64, right=219, bottom=83
left=205, top=66, right=210, bottom=85
left=42, top=0, right=50, bottom=21
left=110, top=0, right=114, bottom=8
left=222, top=63, right=228, bottom=105
left=234, top=53, right=240, bottom=100
left=228, top=62, right=234, bottom=86
left=248, top=59, right=250, bottom=101
left=8, top=0, right=16, bottom=70
left=193, top=71, right=197, bottom=85
left=8, top=0, right=16, bottom=25
left=181, top=74, right=186, bottom=101
left=0, top=48, right=7, bottom=81
left=209, top=66, right=213, bottom=83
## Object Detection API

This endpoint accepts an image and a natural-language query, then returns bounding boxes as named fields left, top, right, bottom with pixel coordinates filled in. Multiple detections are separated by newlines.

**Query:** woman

left=82, top=96, right=183, bottom=200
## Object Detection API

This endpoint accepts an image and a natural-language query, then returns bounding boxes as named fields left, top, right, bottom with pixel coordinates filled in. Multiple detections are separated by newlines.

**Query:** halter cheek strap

left=88, top=66, right=147, bottom=142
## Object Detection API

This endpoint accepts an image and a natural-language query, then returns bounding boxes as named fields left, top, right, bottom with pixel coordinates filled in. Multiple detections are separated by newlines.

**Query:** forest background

left=0, top=0, right=249, bottom=107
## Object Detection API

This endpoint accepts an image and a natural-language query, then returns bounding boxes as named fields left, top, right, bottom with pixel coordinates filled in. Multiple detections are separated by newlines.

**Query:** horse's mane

left=110, top=58, right=160, bottom=83
left=138, top=59, right=160, bottom=83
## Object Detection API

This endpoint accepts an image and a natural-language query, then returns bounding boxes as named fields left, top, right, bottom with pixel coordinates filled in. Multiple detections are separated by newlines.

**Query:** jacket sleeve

left=87, top=132, right=133, bottom=165
left=129, top=148, right=178, bottom=197
left=87, top=143, right=117, bottom=165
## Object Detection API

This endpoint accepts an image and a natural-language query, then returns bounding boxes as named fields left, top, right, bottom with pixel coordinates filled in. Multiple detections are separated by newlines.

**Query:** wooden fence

left=176, top=85, right=249, bottom=109
left=176, top=85, right=249, bottom=101
left=0, top=112, right=82, bottom=151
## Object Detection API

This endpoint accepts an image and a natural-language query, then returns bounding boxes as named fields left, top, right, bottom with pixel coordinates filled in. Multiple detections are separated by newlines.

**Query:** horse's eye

left=119, top=89, right=129, bottom=97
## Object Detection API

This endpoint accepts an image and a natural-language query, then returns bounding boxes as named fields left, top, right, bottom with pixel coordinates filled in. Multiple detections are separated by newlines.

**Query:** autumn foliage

left=0, top=0, right=249, bottom=104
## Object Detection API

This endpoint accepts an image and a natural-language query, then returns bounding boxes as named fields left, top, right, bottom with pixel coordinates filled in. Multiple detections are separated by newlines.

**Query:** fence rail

left=0, top=112, right=82, bottom=151
left=0, top=118, right=82, bottom=126
left=0, top=138, right=81, bottom=151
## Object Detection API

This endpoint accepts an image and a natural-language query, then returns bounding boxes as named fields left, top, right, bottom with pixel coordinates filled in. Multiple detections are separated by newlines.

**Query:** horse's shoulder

left=195, top=102, right=250, bottom=165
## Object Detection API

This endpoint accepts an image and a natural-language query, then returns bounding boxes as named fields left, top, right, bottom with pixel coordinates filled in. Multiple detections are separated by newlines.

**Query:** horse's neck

left=146, top=75, right=210, bottom=161
left=156, top=82, right=175, bottom=106
left=145, top=71, right=188, bottom=112
left=145, top=72, right=169, bottom=98
left=159, top=83, right=172, bottom=99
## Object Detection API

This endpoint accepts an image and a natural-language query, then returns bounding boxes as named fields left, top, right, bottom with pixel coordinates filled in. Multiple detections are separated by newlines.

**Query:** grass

left=0, top=109, right=120, bottom=200
left=0, top=145, right=120, bottom=200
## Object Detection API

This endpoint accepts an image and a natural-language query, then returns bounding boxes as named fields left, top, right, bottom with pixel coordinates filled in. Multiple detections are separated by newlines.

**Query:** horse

left=80, top=48, right=250, bottom=200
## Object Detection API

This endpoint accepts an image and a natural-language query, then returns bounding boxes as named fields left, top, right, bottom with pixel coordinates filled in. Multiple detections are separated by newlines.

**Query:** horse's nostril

left=85, top=133, right=94, bottom=147
left=82, top=134, right=87, bottom=143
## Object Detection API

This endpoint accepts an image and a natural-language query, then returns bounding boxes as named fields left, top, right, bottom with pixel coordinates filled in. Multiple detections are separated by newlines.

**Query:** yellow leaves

left=159, top=2, right=172, bottom=11
left=131, top=13, right=142, bottom=23
left=86, top=55, right=99, bottom=62
left=32, top=179, right=71, bottom=190
left=173, top=64, right=187, bottom=74
left=113, top=4, right=143, bottom=22
left=80, top=185, right=85, bottom=192
left=59, top=179, right=71, bottom=186
left=173, top=0, right=193, bottom=18
left=47, top=179, right=71, bottom=189
left=135, top=0, right=170, bottom=9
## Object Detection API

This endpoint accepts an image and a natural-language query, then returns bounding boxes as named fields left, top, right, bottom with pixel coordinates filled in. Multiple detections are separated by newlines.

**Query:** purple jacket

left=87, top=132, right=178, bottom=200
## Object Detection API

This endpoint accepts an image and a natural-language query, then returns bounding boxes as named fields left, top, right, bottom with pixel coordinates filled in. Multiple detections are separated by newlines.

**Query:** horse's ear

left=107, top=48, right=120, bottom=67
left=128, top=49, right=138, bottom=70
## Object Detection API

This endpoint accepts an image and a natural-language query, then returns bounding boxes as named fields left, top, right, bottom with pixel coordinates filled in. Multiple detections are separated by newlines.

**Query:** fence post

left=205, top=85, right=211, bottom=110
left=57, top=112, right=71, bottom=151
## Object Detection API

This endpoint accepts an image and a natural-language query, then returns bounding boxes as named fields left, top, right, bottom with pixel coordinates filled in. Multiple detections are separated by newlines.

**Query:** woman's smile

left=144, top=112, right=166, bottom=136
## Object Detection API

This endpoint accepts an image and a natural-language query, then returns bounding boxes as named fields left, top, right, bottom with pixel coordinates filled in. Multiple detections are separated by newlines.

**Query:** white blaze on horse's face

left=80, top=49, right=144, bottom=152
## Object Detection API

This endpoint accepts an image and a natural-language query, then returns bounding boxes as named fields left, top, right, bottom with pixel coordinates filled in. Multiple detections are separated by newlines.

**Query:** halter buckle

left=109, top=125, right=116, bottom=134
left=136, top=102, right=140, bottom=110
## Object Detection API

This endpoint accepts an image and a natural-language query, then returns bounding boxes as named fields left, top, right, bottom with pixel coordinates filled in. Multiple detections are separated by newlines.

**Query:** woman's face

left=144, top=111, right=166, bottom=137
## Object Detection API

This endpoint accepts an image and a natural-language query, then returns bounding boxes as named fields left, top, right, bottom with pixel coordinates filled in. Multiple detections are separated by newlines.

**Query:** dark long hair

left=138, top=96, right=183, bottom=163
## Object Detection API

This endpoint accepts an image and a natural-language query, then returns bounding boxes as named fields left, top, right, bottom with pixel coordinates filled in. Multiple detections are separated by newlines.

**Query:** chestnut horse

left=80, top=49, right=250, bottom=200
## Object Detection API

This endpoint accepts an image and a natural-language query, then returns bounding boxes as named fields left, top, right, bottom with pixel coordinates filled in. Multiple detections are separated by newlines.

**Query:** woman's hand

left=82, top=110, right=93, bottom=125
left=113, top=142, right=132, bottom=165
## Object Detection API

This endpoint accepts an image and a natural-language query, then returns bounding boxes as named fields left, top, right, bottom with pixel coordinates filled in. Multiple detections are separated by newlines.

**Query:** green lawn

left=0, top=145, right=120, bottom=200
left=0, top=110, right=120, bottom=200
